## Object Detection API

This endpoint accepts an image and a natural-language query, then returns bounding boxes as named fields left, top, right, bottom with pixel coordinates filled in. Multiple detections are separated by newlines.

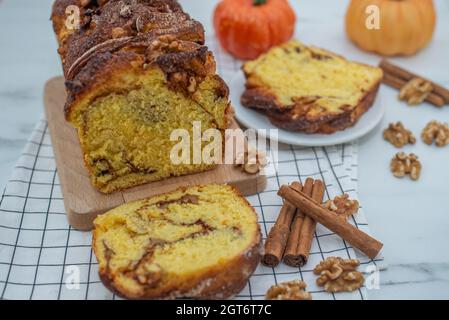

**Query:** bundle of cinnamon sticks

left=380, top=59, right=449, bottom=107
left=263, top=179, right=324, bottom=267
left=262, top=179, right=383, bottom=268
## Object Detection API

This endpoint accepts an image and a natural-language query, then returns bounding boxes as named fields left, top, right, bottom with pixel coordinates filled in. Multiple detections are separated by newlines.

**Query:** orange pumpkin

left=346, top=0, right=436, bottom=56
left=214, top=0, right=296, bottom=60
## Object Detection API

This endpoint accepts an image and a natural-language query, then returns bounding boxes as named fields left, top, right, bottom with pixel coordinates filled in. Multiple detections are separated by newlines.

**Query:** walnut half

left=266, top=280, right=312, bottom=300
left=399, top=77, right=433, bottom=106
left=314, top=257, right=364, bottom=293
left=390, top=152, right=422, bottom=181
left=234, top=146, right=267, bottom=174
left=421, top=121, right=449, bottom=147
left=383, top=122, right=416, bottom=148
left=324, top=194, right=359, bottom=220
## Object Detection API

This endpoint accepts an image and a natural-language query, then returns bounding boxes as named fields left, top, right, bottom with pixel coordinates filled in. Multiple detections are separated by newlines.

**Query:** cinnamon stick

left=383, top=73, right=445, bottom=107
left=380, top=59, right=449, bottom=105
left=296, top=180, right=325, bottom=266
left=283, top=179, right=314, bottom=267
left=262, top=182, right=302, bottom=267
left=278, top=185, right=383, bottom=259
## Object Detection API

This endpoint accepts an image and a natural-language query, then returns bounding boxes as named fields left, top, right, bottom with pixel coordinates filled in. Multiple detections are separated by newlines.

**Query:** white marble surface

left=1, top=0, right=449, bottom=299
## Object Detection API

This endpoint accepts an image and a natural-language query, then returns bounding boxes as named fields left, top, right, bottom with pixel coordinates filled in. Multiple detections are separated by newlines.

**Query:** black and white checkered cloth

left=0, top=37, right=384, bottom=300
left=0, top=119, right=384, bottom=300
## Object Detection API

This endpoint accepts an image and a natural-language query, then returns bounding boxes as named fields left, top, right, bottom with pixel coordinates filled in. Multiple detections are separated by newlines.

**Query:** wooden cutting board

left=44, top=77, right=267, bottom=231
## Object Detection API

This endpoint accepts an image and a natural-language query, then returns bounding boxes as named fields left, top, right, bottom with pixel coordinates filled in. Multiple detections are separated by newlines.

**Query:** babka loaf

left=51, top=0, right=231, bottom=193
left=92, top=184, right=262, bottom=299
left=241, top=40, right=383, bottom=134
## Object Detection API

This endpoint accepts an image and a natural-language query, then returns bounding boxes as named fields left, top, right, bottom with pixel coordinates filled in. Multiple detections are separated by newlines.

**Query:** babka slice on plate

left=51, top=0, right=231, bottom=193
left=241, top=40, right=383, bottom=134
left=93, top=184, right=262, bottom=299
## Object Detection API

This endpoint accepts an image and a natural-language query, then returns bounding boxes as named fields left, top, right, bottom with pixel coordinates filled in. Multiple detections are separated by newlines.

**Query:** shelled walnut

left=383, top=122, right=416, bottom=148
left=265, top=280, right=312, bottom=300
left=324, top=194, right=359, bottom=220
left=313, top=257, right=364, bottom=293
left=390, top=152, right=421, bottom=181
left=421, top=121, right=449, bottom=147
left=399, top=77, right=433, bottom=105
left=234, top=146, right=267, bottom=174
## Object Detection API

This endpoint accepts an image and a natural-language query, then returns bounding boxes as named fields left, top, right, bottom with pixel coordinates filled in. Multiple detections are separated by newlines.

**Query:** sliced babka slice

left=241, top=40, right=383, bottom=134
left=93, top=184, right=262, bottom=299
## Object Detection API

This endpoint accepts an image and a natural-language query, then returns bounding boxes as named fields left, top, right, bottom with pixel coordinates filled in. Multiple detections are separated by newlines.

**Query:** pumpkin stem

left=253, top=0, right=267, bottom=6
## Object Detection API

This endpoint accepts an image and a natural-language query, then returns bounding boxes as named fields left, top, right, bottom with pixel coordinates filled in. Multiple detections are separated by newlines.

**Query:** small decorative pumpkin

left=214, top=0, right=296, bottom=60
left=345, top=0, right=436, bottom=56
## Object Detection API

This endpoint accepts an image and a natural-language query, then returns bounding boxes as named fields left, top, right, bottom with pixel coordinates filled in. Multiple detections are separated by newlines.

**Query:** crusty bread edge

left=266, top=80, right=381, bottom=134
left=242, top=78, right=381, bottom=134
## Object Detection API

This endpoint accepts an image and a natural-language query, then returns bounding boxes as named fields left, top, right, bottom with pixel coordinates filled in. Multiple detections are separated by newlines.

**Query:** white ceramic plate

left=231, top=71, right=385, bottom=146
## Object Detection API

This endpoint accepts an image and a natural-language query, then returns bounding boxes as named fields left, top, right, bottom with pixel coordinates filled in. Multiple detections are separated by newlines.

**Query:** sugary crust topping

left=51, top=0, right=227, bottom=120
left=53, top=0, right=185, bottom=38
left=63, top=37, right=220, bottom=120
left=53, top=0, right=204, bottom=73
left=52, top=0, right=203, bottom=70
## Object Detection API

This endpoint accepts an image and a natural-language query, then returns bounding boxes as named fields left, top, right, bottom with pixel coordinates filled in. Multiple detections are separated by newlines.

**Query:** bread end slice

left=241, top=40, right=383, bottom=134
